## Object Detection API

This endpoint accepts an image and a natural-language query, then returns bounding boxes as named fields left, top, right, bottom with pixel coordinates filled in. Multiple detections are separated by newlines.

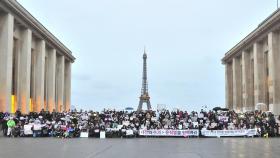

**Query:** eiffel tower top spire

left=137, top=48, right=152, bottom=111
left=143, top=46, right=147, bottom=58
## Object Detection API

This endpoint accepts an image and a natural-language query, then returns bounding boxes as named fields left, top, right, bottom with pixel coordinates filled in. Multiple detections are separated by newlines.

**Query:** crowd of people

left=0, top=108, right=280, bottom=138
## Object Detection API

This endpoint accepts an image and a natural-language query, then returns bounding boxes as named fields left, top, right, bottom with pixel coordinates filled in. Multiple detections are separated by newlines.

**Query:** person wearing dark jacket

left=1, top=118, right=8, bottom=136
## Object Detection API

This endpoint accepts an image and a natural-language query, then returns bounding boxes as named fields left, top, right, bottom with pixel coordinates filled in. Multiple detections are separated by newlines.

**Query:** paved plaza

left=0, top=138, right=279, bottom=158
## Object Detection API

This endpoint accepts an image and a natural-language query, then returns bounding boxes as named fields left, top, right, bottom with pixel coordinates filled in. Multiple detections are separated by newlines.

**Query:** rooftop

left=222, top=8, right=280, bottom=64
left=0, top=0, right=75, bottom=62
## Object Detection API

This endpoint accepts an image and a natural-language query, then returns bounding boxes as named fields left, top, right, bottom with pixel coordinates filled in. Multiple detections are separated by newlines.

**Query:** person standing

left=276, top=116, right=280, bottom=136
left=7, top=117, right=16, bottom=137
left=1, top=117, right=8, bottom=136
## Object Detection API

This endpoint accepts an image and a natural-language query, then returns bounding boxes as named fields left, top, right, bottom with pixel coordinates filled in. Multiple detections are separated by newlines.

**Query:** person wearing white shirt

left=33, top=119, right=42, bottom=137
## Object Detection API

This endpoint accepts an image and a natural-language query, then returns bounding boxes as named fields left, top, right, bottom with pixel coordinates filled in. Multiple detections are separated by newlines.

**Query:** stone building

left=222, top=9, right=280, bottom=115
left=0, top=0, right=75, bottom=113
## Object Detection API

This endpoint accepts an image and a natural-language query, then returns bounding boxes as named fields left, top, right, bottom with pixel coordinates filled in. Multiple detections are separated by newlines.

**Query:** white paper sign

left=192, top=122, right=199, bottom=127
left=24, top=124, right=33, bottom=135
left=218, top=116, right=229, bottom=122
left=80, top=132, right=89, bottom=138
left=117, top=125, right=123, bottom=130
left=126, top=130, right=134, bottom=135
left=123, top=121, right=130, bottom=126
left=100, top=131, right=106, bottom=139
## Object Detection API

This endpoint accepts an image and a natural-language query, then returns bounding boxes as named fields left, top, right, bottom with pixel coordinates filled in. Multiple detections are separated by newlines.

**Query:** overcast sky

left=17, top=0, right=277, bottom=111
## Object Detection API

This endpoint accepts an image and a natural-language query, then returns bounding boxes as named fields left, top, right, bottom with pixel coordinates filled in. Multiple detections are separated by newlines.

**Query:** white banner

left=201, top=129, right=257, bottom=137
left=139, top=129, right=199, bottom=137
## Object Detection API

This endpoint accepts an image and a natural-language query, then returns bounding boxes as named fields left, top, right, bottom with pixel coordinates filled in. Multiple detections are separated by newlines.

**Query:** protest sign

left=201, top=129, right=257, bottom=137
left=100, top=131, right=106, bottom=139
left=218, top=116, right=229, bottom=122
left=126, top=130, right=134, bottom=136
left=139, top=129, right=199, bottom=137
left=80, top=132, right=89, bottom=138
left=24, top=124, right=33, bottom=135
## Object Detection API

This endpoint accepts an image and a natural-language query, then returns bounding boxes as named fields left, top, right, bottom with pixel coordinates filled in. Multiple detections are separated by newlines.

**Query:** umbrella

left=221, top=108, right=229, bottom=111
left=213, top=107, right=222, bottom=111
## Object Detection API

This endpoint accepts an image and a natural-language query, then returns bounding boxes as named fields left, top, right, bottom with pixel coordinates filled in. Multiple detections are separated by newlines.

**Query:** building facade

left=222, top=9, right=280, bottom=115
left=0, top=0, right=75, bottom=113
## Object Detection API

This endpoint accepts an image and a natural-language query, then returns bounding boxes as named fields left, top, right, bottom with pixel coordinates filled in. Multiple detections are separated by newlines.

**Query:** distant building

left=222, top=9, right=280, bottom=115
left=0, top=0, right=75, bottom=113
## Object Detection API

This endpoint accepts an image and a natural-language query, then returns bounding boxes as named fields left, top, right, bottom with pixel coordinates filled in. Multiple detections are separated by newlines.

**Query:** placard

left=218, top=116, right=229, bottom=122
left=80, top=132, right=89, bottom=138
left=117, top=125, right=123, bottom=130
left=100, top=131, right=106, bottom=139
left=126, top=130, right=134, bottom=135
left=24, top=124, right=33, bottom=135
left=123, top=121, right=130, bottom=126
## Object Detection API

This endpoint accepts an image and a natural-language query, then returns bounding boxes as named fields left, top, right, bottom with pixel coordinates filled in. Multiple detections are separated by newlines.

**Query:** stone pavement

left=0, top=138, right=279, bottom=158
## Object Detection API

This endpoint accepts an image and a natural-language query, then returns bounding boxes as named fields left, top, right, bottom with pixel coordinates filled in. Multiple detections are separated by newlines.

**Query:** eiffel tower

left=137, top=48, right=152, bottom=111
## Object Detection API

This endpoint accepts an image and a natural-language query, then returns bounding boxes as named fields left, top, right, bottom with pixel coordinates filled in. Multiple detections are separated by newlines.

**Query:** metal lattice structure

left=137, top=49, right=152, bottom=111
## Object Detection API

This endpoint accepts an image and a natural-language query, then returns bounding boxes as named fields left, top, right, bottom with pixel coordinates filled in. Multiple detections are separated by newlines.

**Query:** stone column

left=0, top=13, right=14, bottom=113
left=268, top=32, right=280, bottom=115
left=56, top=55, right=65, bottom=112
left=232, top=57, right=242, bottom=112
left=46, top=49, right=56, bottom=112
left=13, top=38, right=20, bottom=113
left=34, top=40, right=45, bottom=112
left=225, top=62, right=233, bottom=110
left=253, top=42, right=266, bottom=108
left=242, top=50, right=254, bottom=111
left=64, top=61, right=71, bottom=112
left=18, top=29, right=32, bottom=114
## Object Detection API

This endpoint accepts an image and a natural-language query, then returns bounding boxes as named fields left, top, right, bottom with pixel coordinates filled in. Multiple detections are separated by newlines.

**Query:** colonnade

left=0, top=11, right=73, bottom=113
left=225, top=31, right=280, bottom=114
